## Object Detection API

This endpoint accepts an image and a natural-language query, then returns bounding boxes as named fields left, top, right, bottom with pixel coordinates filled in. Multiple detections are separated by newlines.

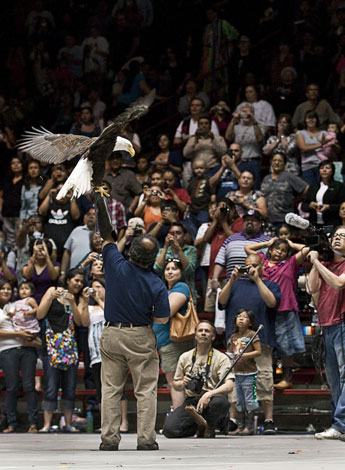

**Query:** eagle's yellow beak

left=129, top=146, right=135, bottom=157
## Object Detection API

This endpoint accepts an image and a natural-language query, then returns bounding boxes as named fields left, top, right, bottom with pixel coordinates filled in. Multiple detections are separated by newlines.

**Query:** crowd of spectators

left=1, top=0, right=345, bottom=435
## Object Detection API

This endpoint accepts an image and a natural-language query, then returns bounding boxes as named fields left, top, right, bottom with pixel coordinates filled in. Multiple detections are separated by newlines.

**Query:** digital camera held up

left=186, top=371, right=206, bottom=395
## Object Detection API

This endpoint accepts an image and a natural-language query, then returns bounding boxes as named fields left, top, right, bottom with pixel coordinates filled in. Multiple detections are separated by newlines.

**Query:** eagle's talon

left=93, top=186, right=110, bottom=198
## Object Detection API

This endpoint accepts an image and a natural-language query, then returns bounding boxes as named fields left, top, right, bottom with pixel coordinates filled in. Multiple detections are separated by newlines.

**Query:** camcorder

left=304, top=227, right=333, bottom=261
left=186, top=371, right=207, bottom=395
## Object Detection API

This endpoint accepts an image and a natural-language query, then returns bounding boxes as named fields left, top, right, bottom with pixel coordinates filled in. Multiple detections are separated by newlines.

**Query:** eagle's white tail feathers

left=56, top=158, right=93, bottom=200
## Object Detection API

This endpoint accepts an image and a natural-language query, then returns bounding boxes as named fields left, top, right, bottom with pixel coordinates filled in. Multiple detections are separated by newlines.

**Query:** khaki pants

left=100, top=325, right=159, bottom=446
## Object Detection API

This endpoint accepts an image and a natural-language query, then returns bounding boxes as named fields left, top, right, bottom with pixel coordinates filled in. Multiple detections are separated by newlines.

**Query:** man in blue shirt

left=219, top=254, right=281, bottom=435
left=94, top=192, right=170, bottom=451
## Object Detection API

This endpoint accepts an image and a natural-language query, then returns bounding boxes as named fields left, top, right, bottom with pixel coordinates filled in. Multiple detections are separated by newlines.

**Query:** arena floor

left=0, top=433, right=344, bottom=470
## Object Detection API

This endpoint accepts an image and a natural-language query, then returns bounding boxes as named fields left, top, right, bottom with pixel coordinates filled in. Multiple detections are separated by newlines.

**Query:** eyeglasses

left=332, top=233, right=345, bottom=240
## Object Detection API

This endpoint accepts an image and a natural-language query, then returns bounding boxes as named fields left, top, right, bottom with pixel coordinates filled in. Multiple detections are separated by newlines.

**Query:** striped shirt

left=87, top=305, right=105, bottom=367
left=215, top=232, right=270, bottom=279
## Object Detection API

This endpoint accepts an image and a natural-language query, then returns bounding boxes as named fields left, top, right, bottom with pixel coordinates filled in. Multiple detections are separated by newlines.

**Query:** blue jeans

left=235, top=373, right=259, bottom=411
left=301, top=167, right=320, bottom=186
left=0, top=347, right=38, bottom=427
left=42, top=356, right=78, bottom=411
left=323, top=323, right=345, bottom=433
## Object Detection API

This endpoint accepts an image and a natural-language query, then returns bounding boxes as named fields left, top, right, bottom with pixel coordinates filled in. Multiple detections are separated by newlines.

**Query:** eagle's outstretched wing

left=88, top=89, right=156, bottom=161
left=88, top=89, right=156, bottom=186
left=18, top=127, right=97, bottom=164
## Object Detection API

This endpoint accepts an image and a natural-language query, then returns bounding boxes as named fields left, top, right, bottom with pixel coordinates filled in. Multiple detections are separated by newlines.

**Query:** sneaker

left=314, top=427, right=342, bottom=440
left=263, top=420, right=276, bottom=435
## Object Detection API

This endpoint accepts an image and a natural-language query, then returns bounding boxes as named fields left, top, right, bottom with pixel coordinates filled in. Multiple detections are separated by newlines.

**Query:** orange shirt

left=144, top=206, right=162, bottom=231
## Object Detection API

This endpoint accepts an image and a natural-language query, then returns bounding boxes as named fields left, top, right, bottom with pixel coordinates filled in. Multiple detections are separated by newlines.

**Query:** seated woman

left=153, top=259, right=194, bottom=410
left=37, top=268, right=84, bottom=432
left=301, top=160, right=345, bottom=230
left=69, top=106, right=101, bottom=138
left=0, top=279, right=42, bottom=433
left=79, top=278, right=129, bottom=433
left=225, top=170, right=267, bottom=219
left=22, top=239, right=60, bottom=304
left=134, top=185, right=164, bottom=231
left=151, top=134, right=183, bottom=177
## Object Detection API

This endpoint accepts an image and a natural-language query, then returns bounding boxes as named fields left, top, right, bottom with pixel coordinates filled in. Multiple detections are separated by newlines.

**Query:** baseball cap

left=242, top=209, right=261, bottom=221
left=128, top=217, right=145, bottom=228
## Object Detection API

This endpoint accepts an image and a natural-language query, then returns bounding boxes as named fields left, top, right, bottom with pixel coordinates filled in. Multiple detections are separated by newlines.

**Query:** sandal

left=3, top=426, right=15, bottom=433
left=28, top=425, right=38, bottom=433
left=39, top=426, right=51, bottom=433
left=64, top=426, right=79, bottom=433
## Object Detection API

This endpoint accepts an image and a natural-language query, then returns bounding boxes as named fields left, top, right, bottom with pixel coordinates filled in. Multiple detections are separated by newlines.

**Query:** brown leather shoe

left=204, top=426, right=216, bottom=438
left=274, top=379, right=292, bottom=389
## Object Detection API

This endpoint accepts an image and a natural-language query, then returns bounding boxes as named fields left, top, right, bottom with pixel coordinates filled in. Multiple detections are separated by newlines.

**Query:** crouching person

left=163, top=321, right=234, bottom=438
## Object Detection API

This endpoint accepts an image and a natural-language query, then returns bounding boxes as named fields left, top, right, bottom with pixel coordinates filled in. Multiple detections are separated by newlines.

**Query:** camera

left=86, top=288, right=95, bottom=295
left=36, top=239, right=43, bottom=246
left=238, top=265, right=250, bottom=274
left=133, top=225, right=143, bottom=236
left=220, top=206, right=229, bottom=216
left=163, top=182, right=169, bottom=190
left=186, top=371, right=206, bottom=395
left=151, top=189, right=159, bottom=196
left=216, top=105, right=223, bottom=111
left=240, top=112, right=249, bottom=119
left=97, top=254, right=103, bottom=261
left=226, top=149, right=233, bottom=158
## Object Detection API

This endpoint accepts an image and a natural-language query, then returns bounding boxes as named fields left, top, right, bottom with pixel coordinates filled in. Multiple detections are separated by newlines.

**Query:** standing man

left=94, top=193, right=170, bottom=451
left=219, top=254, right=281, bottom=434
left=308, top=227, right=345, bottom=441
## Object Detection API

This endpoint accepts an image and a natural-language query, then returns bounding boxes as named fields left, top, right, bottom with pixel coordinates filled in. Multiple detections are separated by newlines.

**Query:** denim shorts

left=275, top=310, right=306, bottom=356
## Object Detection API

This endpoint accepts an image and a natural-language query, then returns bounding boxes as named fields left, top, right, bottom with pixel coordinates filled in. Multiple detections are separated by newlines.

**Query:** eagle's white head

left=113, top=136, right=135, bottom=157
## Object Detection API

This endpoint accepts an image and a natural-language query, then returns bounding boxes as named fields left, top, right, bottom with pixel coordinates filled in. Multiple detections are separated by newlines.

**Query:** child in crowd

left=7, top=282, right=40, bottom=335
left=317, top=123, right=339, bottom=162
left=278, top=223, right=293, bottom=239
left=227, top=309, right=261, bottom=435
left=186, top=159, right=215, bottom=238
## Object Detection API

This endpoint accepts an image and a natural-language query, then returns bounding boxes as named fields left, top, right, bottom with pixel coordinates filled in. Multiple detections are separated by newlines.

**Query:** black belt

left=105, top=322, right=151, bottom=328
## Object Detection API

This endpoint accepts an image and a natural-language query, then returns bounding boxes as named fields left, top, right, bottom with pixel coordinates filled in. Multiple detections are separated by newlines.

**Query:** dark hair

left=29, top=238, right=53, bottom=256
left=91, top=277, right=105, bottom=289
left=163, top=169, right=177, bottom=181
left=268, top=238, right=290, bottom=258
left=129, top=234, right=159, bottom=267
left=271, top=152, right=287, bottom=164
left=24, top=160, right=45, bottom=190
left=198, top=114, right=211, bottom=123
left=279, top=223, right=293, bottom=235
left=191, top=97, right=205, bottom=108
left=232, top=309, right=256, bottom=333
left=160, top=199, right=178, bottom=212
left=277, top=113, right=293, bottom=135
left=319, top=159, right=335, bottom=178
left=80, top=106, right=93, bottom=115
left=304, top=111, right=320, bottom=128
left=0, top=279, right=13, bottom=304
left=18, top=281, right=35, bottom=296
left=65, top=268, right=84, bottom=287
left=8, top=156, right=25, bottom=178
left=163, top=258, right=184, bottom=285
left=171, top=222, right=187, bottom=234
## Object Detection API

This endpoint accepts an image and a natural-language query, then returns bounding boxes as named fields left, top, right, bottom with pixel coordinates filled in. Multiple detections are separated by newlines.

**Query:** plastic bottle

left=86, top=411, right=94, bottom=433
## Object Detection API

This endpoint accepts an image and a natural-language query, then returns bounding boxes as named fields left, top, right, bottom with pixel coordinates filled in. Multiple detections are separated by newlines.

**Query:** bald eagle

left=18, top=90, right=156, bottom=199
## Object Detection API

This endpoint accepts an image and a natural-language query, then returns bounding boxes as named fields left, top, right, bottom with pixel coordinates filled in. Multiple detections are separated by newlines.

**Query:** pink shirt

left=318, top=260, right=345, bottom=326
left=259, top=253, right=299, bottom=312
